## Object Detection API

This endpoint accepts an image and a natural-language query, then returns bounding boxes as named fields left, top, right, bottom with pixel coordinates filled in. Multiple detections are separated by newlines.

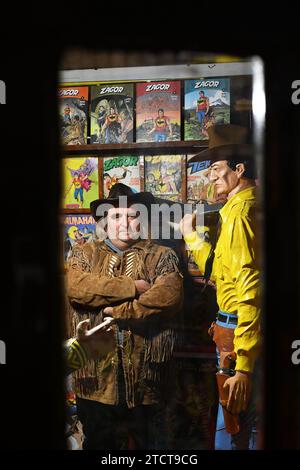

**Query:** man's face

left=208, top=160, right=240, bottom=196
left=107, top=206, right=140, bottom=243
left=158, top=110, right=164, bottom=117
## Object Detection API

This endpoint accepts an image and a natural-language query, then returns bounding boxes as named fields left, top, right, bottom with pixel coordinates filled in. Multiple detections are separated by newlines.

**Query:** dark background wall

left=0, top=10, right=299, bottom=455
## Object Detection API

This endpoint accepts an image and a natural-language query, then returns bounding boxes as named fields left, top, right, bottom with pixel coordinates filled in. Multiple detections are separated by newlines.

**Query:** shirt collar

left=219, top=186, right=256, bottom=222
left=104, top=239, right=125, bottom=257
left=103, top=238, right=152, bottom=256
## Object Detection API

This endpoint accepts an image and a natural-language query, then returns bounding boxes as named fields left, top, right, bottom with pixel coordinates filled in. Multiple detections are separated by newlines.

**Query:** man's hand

left=223, top=371, right=252, bottom=414
left=76, top=318, right=115, bottom=360
left=134, top=280, right=151, bottom=296
left=103, top=307, right=114, bottom=316
left=179, top=213, right=196, bottom=236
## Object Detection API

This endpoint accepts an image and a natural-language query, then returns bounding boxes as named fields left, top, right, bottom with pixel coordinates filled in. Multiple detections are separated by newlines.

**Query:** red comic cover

left=136, top=81, right=181, bottom=143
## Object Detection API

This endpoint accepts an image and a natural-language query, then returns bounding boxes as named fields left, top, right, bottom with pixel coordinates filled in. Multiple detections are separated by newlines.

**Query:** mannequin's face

left=208, top=160, right=244, bottom=196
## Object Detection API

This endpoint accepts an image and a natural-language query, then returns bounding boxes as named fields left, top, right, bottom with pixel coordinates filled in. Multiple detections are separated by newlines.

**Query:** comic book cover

left=103, top=156, right=141, bottom=197
left=58, top=86, right=89, bottom=145
left=136, top=81, right=181, bottom=143
left=144, top=155, right=183, bottom=201
left=90, top=83, right=134, bottom=144
left=187, top=156, right=211, bottom=203
left=61, top=157, right=99, bottom=209
left=184, top=78, right=230, bottom=141
left=62, top=214, right=96, bottom=264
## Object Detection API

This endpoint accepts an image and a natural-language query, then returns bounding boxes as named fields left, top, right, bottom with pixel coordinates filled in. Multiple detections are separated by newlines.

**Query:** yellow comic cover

left=61, top=157, right=99, bottom=209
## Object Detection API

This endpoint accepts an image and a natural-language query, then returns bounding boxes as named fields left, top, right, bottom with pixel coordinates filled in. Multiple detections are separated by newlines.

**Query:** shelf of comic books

left=59, top=72, right=251, bottom=212
left=60, top=154, right=215, bottom=213
left=59, top=75, right=241, bottom=148
left=60, top=154, right=219, bottom=260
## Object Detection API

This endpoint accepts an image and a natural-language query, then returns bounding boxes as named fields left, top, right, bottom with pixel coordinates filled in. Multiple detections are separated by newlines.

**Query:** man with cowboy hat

left=179, top=124, right=261, bottom=450
left=66, top=183, right=183, bottom=450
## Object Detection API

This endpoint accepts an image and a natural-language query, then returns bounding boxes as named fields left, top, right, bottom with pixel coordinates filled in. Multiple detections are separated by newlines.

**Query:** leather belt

left=217, top=312, right=238, bottom=325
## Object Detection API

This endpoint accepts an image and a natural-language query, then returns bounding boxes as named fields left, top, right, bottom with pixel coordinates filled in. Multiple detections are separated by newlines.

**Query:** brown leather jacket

left=66, top=239, right=183, bottom=408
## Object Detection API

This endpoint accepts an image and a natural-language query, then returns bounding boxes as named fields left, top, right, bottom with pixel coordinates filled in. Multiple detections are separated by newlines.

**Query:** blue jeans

left=74, top=187, right=83, bottom=202
left=196, top=110, right=206, bottom=126
left=215, top=313, right=258, bottom=450
left=154, top=132, right=167, bottom=142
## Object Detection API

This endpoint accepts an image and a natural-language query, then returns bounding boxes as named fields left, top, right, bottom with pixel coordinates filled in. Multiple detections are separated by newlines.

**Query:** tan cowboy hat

left=189, top=124, right=253, bottom=163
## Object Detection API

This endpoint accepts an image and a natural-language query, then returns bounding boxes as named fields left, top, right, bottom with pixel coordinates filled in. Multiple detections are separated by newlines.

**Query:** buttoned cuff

left=184, top=228, right=209, bottom=248
left=235, top=352, right=255, bottom=373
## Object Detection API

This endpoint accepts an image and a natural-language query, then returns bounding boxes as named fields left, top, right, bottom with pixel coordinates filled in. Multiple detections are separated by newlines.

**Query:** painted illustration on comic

left=58, top=86, right=89, bottom=145
left=62, top=157, right=99, bottom=209
left=187, top=157, right=211, bottom=203
left=90, top=83, right=134, bottom=144
left=144, top=155, right=183, bottom=201
left=62, top=214, right=96, bottom=263
left=184, top=78, right=230, bottom=140
left=103, top=156, right=141, bottom=197
left=136, top=81, right=181, bottom=143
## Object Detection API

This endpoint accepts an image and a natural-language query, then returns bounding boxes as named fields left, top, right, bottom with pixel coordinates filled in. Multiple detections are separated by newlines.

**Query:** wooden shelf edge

left=62, top=140, right=209, bottom=157
left=61, top=208, right=92, bottom=214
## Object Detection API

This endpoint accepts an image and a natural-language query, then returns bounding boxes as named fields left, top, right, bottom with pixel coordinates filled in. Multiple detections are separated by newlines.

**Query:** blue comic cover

left=184, top=78, right=230, bottom=141
left=63, top=214, right=96, bottom=264
left=187, top=157, right=211, bottom=203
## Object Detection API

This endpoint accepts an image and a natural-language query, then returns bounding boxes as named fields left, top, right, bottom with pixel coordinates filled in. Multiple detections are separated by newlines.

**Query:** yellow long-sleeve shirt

left=184, top=186, right=260, bottom=373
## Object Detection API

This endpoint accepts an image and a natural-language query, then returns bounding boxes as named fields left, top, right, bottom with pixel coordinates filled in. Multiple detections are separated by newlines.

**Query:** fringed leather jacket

left=66, top=239, right=183, bottom=408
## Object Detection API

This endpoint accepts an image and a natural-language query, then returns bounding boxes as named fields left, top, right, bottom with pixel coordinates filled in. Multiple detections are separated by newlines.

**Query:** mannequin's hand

left=223, top=371, right=252, bottom=414
left=179, top=213, right=196, bottom=236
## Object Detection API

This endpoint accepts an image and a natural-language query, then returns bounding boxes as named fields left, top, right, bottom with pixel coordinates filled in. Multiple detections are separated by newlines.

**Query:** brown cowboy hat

left=189, top=124, right=253, bottom=163
left=90, top=183, right=156, bottom=222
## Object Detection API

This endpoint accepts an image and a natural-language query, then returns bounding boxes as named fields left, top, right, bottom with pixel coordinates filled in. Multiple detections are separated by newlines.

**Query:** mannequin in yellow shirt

left=180, top=124, right=260, bottom=450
